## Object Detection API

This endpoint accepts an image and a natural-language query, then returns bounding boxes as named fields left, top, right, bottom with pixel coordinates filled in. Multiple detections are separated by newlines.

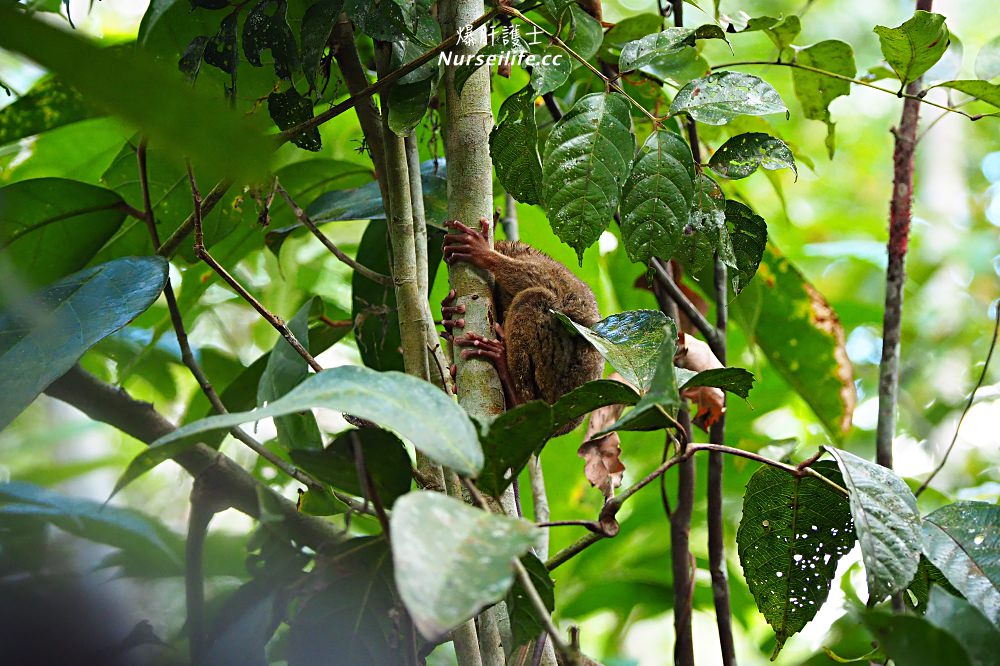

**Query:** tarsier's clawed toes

left=443, top=218, right=494, bottom=270
left=455, top=323, right=521, bottom=407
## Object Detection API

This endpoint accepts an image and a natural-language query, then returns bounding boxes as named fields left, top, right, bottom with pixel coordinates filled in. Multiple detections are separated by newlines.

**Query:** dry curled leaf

left=675, top=332, right=726, bottom=430
left=579, top=373, right=629, bottom=498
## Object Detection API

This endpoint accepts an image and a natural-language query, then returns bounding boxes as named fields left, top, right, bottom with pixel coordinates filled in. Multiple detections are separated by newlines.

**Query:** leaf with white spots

left=826, top=446, right=923, bottom=603
left=737, top=461, right=854, bottom=659
left=390, top=492, right=540, bottom=639
left=669, top=71, right=787, bottom=125
left=708, top=132, right=796, bottom=180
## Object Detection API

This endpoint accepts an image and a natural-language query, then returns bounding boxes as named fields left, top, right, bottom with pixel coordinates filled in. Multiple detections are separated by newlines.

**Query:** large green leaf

left=874, top=11, right=950, bottom=85
left=387, top=13, right=440, bottom=134
left=0, top=256, right=167, bottom=430
left=669, top=72, right=787, bottom=125
left=287, top=537, right=412, bottom=666
left=731, top=247, right=855, bottom=436
left=790, top=40, right=856, bottom=157
left=925, top=587, right=1000, bottom=666
left=598, top=14, right=663, bottom=64
left=604, top=325, right=679, bottom=432
left=724, top=200, right=767, bottom=294
left=708, top=132, right=796, bottom=180
left=861, top=611, right=971, bottom=666
left=390, top=491, right=540, bottom=639
left=619, top=129, right=695, bottom=265
left=530, top=46, right=573, bottom=96
left=676, top=173, right=732, bottom=273
left=0, top=75, right=96, bottom=146
left=736, top=461, right=855, bottom=659
left=257, top=299, right=323, bottom=451
left=619, top=28, right=700, bottom=73
left=489, top=85, right=543, bottom=206
left=922, top=501, right=1000, bottom=625
left=542, top=92, right=634, bottom=263
left=0, top=178, right=126, bottom=299
left=826, top=447, right=922, bottom=603
left=0, top=5, right=272, bottom=183
left=554, top=309, right=673, bottom=392
left=935, top=80, right=1000, bottom=110
left=115, top=365, right=482, bottom=495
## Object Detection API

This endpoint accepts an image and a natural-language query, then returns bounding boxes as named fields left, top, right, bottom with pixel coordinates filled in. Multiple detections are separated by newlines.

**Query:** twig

left=351, top=431, right=392, bottom=535
left=186, top=166, right=323, bottom=374
left=156, top=179, right=231, bottom=258
left=274, top=181, right=392, bottom=285
left=916, top=304, right=999, bottom=496
left=185, top=468, right=228, bottom=665
left=651, top=258, right=721, bottom=348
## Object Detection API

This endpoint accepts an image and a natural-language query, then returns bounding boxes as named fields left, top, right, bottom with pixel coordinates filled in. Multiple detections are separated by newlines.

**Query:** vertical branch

left=876, top=0, right=933, bottom=470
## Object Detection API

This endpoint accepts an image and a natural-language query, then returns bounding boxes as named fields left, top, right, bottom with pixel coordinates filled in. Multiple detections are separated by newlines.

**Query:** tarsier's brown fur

left=443, top=221, right=604, bottom=434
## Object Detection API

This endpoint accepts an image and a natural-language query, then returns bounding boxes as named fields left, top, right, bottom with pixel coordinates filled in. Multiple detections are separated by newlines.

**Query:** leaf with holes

left=619, top=129, right=695, bottom=265
left=874, top=11, right=949, bottom=85
left=922, top=501, right=1000, bottom=625
left=724, top=200, right=767, bottom=294
left=0, top=257, right=167, bottom=431
left=708, top=132, right=796, bottom=180
left=489, top=85, right=543, bottom=206
left=114, top=365, right=482, bottom=495
left=737, top=461, right=855, bottom=659
left=670, top=72, right=786, bottom=125
left=542, top=92, right=634, bottom=263
left=269, top=87, right=320, bottom=151
left=390, top=492, right=539, bottom=640
left=826, top=446, right=922, bottom=603
left=554, top=309, right=673, bottom=392
left=243, top=0, right=299, bottom=79
left=790, top=40, right=855, bottom=157
left=345, top=0, right=416, bottom=42
left=676, top=173, right=733, bottom=273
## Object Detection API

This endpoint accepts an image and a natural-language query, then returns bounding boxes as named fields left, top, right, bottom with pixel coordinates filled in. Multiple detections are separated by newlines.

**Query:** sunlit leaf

left=708, top=132, right=796, bottom=180
left=790, top=40, right=856, bottom=157
left=873, top=11, right=950, bottom=85
left=0, top=75, right=96, bottom=145
left=935, top=80, right=1000, bottom=110
left=975, top=34, right=1000, bottom=81
left=740, top=15, right=801, bottom=51
left=670, top=72, right=786, bottom=125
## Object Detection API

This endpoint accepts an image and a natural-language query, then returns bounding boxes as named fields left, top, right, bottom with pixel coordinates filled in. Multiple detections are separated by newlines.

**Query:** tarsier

left=439, top=218, right=726, bottom=435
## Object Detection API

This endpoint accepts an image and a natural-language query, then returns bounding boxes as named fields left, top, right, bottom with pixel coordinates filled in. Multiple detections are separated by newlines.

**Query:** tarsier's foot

left=440, top=289, right=465, bottom=342
left=443, top=218, right=493, bottom=269
left=455, top=323, right=520, bottom=407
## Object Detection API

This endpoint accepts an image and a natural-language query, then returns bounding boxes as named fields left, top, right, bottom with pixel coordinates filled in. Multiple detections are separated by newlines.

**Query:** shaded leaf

left=922, top=501, right=1000, bottom=625
left=0, top=178, right=126, bottom=300
left=390, top=491, right=539, bottom=639
left=269, top=87, right=321, bottom=151
left=579, top=408, right=626, bottom=498
left=907, top=555, right=962, bottom=612
left=679, top=367, right=755, bottom=399
left=874, top=11, right=950, bottom=85
left=924, top=35, right=963, bottom=86
left=935, top=80, right=1000, bottom=110
left=826, top=446, right=922, bottom=603
left=179, top=35, right=210, bottom=81
left=565, top=5, right=604, bottom=60
left=204, top=11, right=240, bottom=98
left=489, top=85, right=543, bottom=206
left=0, top=75, right=94, bottom=145
left=925, top=587, right=1000, bottom=666
left=724, top=199, right=767, bottom=293
left=387, top=13, right=440, bottom=134
left=790, top=40, right=856, bottom=158
left=345, top=0, right=416, bottom=43
left=542, top=92, right=634, bottom=263
left=300, top=0, right=345, bottom=90
left=530, top=45, right=573, bottom=95
left=619, top=129, right=696, bottom=265
left=860, top=611, right=971, bottom=666
left=114, top=365, right=482, bottom=494
left=737, top=461, right=855, bottom=659
left=670, top=71, right=786, bottom=125
left=676, top=173, right=732, bottom=273
left=507, top=553, right=555, bottom=649
left=257, top=299, right=323, bottom=450
left=0, top=257, right=167, bottom=430
left=708, top=132, right=796, bottom=180
left=243, top=0, right=299, bottom=79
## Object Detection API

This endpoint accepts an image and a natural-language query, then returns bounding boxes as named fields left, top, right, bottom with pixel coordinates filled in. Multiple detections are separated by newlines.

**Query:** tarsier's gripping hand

left=675, top=332, right=726, bottom=430
left=443, top=218, right=493, bottom=270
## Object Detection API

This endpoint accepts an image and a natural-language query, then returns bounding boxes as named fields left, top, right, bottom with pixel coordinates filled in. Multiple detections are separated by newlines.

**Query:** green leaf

left=907, top=555, right=962, bottom=612
left=114, top=365, right=482, bottom=494
left=598, top=13, right=663, bottom=64
left=387, top=13, right=440, bottom=134
left=0, top=178, right=126, bottom=299
left=0, top=257, right=167, bottom=431
left=679, top=367, right=755, bottom=399
left=676, top=173, right=731, bottom=273
left=790, top=40, right=856, bottom=158
left=455, top=37, right=530, bottom=97
left=873, top=11, right=950, bottom=85
left=257, top=299, right=323, bottom=450
left=736, top=461, right=855, bottom=659
left=860, top=611, right=972, bottom=666
left=0, top=5, right=272, bottom=183
left=565, top=5, right=604, bottom=60
left=554, top=309, right=672, bottom=392
left=390, top=491, right=540, bottom=639
left=724, top=199, right=767, bottom=294
left=269, top=87, right=321, bottom=152
left=708, top=132, right=796, bottom=180
left=825, top=446, right=922, bottom=603
left=740, top=15, right=801, bottom=51
left=925, top=35, right=963, bottom=85
left=0, top=75, right=96, bottom=146
left=289, top=428, right=412, bottom=507
left=922, top=501, right=1000, bottom=625
left=0, top=481, right=180, bottom=568
left=204, top=10, right=239, bottom=97
left=287, top=537, right=412, bottom=666
left=489, top=85, right=543, bottom=206
left=605, top=326, right=679, bottom=432
left=475, top=380, right=640, bottom=497
left=542, top=92, right=634, bottom=263
left=670, top=72, right=786, bottom=125
left=345, top=0, right=416, bottom=42
left=731, top=247, right=855, bottom=436
left=935, top=80, right=1000, bottom=110
left=507, top=553, right=555, bottom=650
left=925, top=587, right=1000, bottom=666
left=619, top=129, right=695, bottom=265
left=300, top=0, right=345, bottom=90
left=619, top=28, right=699, bottom=73
left=530, top=46, right=573, bottom=95
left=243, top=0, right=299, bottom=79
left=975, top=34, right=1000, bottom=81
